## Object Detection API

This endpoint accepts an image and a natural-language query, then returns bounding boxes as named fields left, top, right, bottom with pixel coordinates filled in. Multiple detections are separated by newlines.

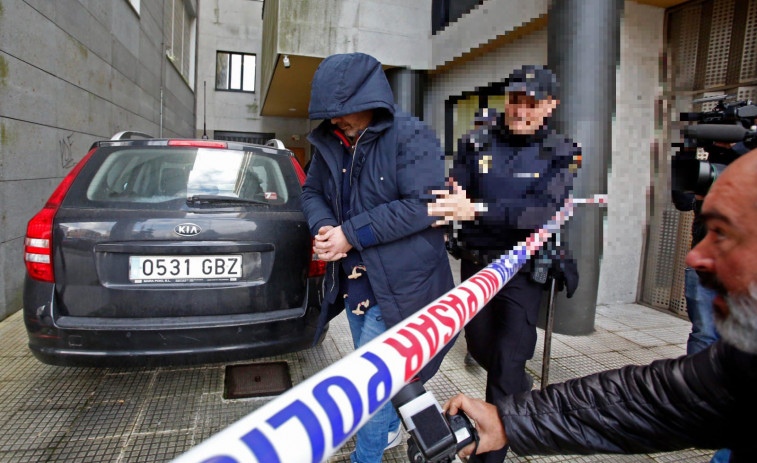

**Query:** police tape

left=172, top=195, right=607, bottom=463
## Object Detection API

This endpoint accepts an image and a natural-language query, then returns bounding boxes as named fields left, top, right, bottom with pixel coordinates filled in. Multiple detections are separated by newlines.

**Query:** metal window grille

left=213, top=131, right=275, bottom=145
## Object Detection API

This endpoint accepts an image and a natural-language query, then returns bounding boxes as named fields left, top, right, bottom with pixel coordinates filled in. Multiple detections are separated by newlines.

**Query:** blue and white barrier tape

left=172, top=195, right=607, bottom=463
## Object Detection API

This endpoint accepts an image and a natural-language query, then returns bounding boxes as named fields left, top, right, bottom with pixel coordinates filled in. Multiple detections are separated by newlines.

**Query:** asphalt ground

left=0, top=260, right=715, bottom=462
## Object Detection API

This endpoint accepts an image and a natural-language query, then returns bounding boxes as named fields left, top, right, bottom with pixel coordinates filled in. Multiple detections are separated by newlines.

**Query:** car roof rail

left=111, top=131, right=154, bottom=140
left=265, top=139, right=286, bottom=150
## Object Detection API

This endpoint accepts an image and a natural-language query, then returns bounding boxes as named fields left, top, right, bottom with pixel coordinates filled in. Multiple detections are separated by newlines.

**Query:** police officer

left=429, top=65, right=580, bottom=463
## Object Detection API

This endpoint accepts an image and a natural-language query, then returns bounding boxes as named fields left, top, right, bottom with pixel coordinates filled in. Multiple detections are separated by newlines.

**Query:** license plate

left=128, top=255, right=242, bottom=283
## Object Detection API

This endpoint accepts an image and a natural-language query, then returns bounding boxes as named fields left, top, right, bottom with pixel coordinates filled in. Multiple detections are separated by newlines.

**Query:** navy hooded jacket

left=301, top=53, right=454, bottom=382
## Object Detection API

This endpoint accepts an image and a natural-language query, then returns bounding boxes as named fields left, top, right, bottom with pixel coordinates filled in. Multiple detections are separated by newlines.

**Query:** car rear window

left=64, top=146, right=301, bottom=210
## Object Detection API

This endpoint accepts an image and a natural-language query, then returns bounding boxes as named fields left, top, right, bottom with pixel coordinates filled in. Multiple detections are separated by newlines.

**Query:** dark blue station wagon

left=23, top=134, right=325, bottom=366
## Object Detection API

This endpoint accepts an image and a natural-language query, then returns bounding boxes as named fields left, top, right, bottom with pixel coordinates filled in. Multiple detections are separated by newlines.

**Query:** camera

left=671, top=95, right=756, bottom=196
left=392, top=381, right=478, bottom=463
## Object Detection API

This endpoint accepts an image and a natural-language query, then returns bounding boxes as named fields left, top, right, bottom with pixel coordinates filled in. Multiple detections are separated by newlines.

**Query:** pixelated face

left=330, top=110, right=373, bottom=138
left=503, top=93, right=558, bottom=135
left=686, top=154, right=757, bottom=353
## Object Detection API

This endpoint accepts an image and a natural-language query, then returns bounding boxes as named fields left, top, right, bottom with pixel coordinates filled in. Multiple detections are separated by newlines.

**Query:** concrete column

left=546, top=0, right=623, bottom=335
left=386, top=68, right=426, bottom=120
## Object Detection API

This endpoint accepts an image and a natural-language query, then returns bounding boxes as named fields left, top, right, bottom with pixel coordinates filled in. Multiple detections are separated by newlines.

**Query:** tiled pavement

left=0, top=273, right=715, bottom=462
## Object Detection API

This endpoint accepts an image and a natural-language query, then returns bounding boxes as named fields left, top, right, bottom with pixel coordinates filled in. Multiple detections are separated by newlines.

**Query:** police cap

left=504, top=65, right=558, bottom=100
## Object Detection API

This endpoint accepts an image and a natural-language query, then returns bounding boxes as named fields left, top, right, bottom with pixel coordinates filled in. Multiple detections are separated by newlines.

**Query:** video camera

left=671, top=95, right=757, bottom=196
left=392, top=381, right=478, bottom=463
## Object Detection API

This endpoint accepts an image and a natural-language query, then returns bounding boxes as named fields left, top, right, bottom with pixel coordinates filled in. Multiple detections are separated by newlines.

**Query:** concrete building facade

left=258, top=0, right=675, bottom=331
left=423, top=1, right=664, bottom=307
left=0, top=0, right=198, bottom=320
left=194, top=0, right=311, bottom=163
left=2, top=0, right=750, bottom=327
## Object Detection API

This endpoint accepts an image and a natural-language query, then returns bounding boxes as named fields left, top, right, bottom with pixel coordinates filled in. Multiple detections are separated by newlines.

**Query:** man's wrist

left=338, top=222, right=361, bottom=251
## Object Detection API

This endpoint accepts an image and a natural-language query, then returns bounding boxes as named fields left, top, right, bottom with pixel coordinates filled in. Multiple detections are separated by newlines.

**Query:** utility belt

left=457, top=248, right=506, bottom=267
left=447, top=233, right=578, bottom=297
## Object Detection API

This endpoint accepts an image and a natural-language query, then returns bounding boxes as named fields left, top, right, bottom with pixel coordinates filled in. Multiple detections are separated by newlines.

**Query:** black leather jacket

left=498, top=341, right=757, bottom=461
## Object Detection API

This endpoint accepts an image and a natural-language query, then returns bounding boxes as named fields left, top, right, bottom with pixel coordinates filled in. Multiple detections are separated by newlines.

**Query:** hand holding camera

left=392, top=381, right=479, bottom=462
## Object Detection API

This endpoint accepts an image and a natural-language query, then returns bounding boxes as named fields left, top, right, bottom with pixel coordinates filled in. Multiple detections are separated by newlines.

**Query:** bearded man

left=444, top=148, right=757, bottom=463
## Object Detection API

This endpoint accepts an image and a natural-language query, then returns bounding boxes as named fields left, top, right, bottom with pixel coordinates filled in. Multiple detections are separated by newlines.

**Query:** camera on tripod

left=671, top=94, right=756, bottom=196
left=392, top=381, right=478, bottom=463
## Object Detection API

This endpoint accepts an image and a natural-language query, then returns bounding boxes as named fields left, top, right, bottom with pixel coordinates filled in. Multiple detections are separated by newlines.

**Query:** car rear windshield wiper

left=186, top=195, right=270, bottom=207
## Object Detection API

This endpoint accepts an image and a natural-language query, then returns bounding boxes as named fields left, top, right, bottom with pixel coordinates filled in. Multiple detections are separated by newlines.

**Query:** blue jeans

left=710, top=448, right=731, bottom=462
left=345, top=305, right=401, bottom=463
left=684, top=267, right=719, bottom=355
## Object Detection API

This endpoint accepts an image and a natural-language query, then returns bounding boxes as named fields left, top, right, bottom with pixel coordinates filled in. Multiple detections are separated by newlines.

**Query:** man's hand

left=428, top=180, right=477, bottom=227
left=313, top=225, right=352, bottom=262
left=443, top=393, right=507, bottom=458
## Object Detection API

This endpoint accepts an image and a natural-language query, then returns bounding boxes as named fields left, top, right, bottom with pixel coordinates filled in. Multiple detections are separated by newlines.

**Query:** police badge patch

left=479, top=155, right=493, bottom=174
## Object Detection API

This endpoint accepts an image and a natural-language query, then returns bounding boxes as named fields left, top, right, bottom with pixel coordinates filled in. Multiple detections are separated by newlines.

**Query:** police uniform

left=449, top=66, right=580, bottom=463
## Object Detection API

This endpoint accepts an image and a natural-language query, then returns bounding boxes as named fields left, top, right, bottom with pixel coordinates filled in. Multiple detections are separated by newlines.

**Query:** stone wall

left=0, top=0, right=196, bottom=319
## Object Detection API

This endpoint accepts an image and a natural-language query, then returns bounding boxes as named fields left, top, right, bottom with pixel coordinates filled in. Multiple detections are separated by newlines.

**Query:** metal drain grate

left=224, top=362, right=292, bottom=399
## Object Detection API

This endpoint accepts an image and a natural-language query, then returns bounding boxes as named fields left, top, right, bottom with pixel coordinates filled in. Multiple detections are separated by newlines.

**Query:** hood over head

left=308, top=53, right=395, bottom=120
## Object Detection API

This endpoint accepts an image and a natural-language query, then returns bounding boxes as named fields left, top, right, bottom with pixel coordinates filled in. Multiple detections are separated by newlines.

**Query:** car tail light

left=25, top=148, right=95, bottom=282
left=309, top=239, right=326, bottom=277
left=291, top=156, right=322, bottom=276
left=289, top=156, right=307, bottom=185
left=168, top=139, right=228, bottom=148
left=292, top=157, right=323, bottom=276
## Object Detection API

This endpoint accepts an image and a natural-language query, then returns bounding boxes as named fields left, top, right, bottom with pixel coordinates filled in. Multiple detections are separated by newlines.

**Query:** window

left=164, top=0, right=197, bottom=86
left=78, top=148, right=292, bottom=208
left=214, top=131, right=274, bottom=144
left=216, top=52, right=256, bottom=92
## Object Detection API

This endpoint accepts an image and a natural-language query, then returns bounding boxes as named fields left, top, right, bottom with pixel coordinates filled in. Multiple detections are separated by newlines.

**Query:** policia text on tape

left=172, top=196, right=605, bottom=463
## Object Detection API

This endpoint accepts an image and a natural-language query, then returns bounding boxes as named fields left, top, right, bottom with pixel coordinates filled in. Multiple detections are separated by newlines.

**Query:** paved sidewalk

left=0, top=293, right=714, bottom=462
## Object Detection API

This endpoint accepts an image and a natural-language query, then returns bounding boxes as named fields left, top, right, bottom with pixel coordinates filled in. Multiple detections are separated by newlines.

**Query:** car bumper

left=24, top=277, right=324, bottom=367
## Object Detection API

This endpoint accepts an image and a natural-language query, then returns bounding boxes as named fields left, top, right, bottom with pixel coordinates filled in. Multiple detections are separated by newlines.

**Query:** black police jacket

left=498, top=340, right=757, bottom=461
left=449, top=118, right=581, bottom=295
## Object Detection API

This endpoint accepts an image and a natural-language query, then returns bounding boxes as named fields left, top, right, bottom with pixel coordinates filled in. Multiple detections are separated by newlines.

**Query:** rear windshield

left=64, top=146, right=301, bottom=210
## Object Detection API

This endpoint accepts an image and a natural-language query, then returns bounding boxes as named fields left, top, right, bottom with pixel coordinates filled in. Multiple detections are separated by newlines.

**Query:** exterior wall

left=274, top=0, right=432, bottom=69
left=196, top=0, right=310, bottom=148
left=0, top=0, right=196, bottom=320
left=425, top=0, right=664, bottom=305
left=431, top=0, right=549, bottom=69
left=597, top=1, right=663, bottom=304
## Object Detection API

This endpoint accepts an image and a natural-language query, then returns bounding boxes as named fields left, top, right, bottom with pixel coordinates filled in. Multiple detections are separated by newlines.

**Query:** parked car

left=23, top=132, right=325, bottom=366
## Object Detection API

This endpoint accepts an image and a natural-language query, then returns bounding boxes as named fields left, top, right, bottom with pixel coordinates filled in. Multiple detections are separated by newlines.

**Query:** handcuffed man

left=301, top=52, right=454, bottom=463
